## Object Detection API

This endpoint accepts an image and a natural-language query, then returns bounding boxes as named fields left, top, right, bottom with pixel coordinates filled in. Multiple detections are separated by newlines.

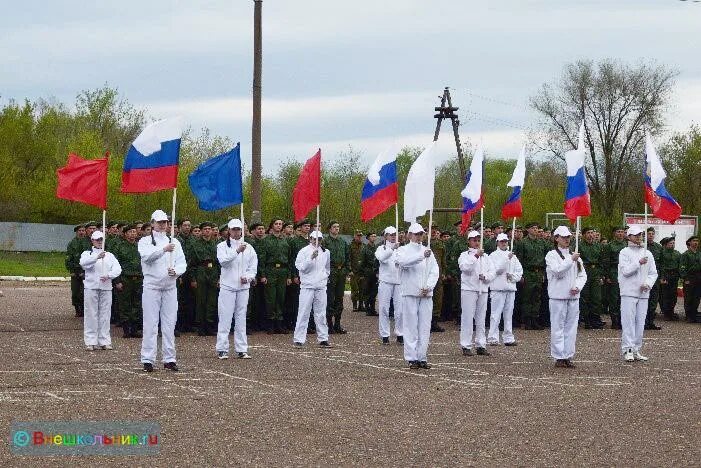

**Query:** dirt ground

left=0, top=281, right=699, bottom=466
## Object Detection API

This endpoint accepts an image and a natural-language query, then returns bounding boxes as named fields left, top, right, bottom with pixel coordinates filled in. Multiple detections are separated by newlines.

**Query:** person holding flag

left=375, top=226, right=404, bottom=344
left=618, top=226, right=658, bottom=362
left=216, top=219, right=258, bottom=360
left=487, top=233, right=523, bottom=346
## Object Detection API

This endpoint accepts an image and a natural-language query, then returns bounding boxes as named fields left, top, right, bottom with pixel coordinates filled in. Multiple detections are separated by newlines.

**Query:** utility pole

left=251, top=0, right=263, bottom=223
left=433, top=86, right=467, bottom=214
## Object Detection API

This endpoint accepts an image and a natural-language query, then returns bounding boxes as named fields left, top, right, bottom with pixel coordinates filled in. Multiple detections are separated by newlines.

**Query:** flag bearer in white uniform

left=396, top=223, right=439, bottom=369
left=487, top=233, right=523, bottom=346
left=618, top=225, right=658, bottom=362
left=458, top=231, right=496, bottom=356
left=80, top=230, right=122, bottom=351
left=216, top=219, right=258, bottom=360
left=375, top=226, right=403, bottom=345
left=293, top=231, right=332, bottom=347
left=545, top=226, right=587, bottom=368
left=138, top=209, right=187, bottom=372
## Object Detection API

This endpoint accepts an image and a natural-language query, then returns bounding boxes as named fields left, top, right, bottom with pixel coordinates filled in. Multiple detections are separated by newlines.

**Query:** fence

left=0, top=222, right=75, bottom=252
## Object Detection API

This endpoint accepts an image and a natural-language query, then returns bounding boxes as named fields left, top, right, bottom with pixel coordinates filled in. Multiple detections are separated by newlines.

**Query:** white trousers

left=460, top=290, right=488, bottom=349
left=488, top=290, right=516, bottom=344
left=83, top=289, right=112, bottom=346
left=141, top=287, right=177, bottom=364
left=294, top=288, right=329, bottom=344
left=216, top=288, right=249, bottom=353
left=402, top=296, right=432, bottom=362
left=549, top=298, right=579, bottom=360
left=620, top=296, right=647, bottom=353
left=378, top=281, right=403, bottom=338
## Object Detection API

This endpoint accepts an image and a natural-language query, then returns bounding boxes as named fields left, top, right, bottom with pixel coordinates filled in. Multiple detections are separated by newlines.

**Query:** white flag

left=403, top=142, right=436, bottom=223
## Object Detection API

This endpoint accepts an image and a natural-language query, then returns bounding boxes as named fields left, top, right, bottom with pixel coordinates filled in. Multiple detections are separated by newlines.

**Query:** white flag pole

left=316, top=205, right=320, bottom=249
left=395, top=202, right=399, bottom=235
left=510, top=217, right=516, bottom=252
left=575, top=216, right=581, bottom=253
left=479, top=207, right=484, bottom=250
left=169, top=187, right=177, bottom=268
left=101, top=209, right=106, bottom=276
left=240, top=203, right=245, bottom=244
left=423, top=208, right=433, bottom=288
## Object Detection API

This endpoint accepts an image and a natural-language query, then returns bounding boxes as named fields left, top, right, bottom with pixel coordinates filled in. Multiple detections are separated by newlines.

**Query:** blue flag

left=188, top=143, right=243, bottom=211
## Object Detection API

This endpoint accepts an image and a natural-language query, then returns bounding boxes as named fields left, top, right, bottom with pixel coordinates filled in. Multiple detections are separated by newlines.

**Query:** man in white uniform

left=293, top=231, right=332, bottom=348
left=545, top=226, right=587, bottom=368
left=396, top=223, right=439, bottom=369
left=375, top=226, right=403, bottom=345
left=618, top=225, right=658, bottom=362
left=216, top=218, right=258, bottom=360
left=487, top=233, right=523, bottom=346
left=458, top=231, right=496, bottom=356
left=79, top=230, right=122, bottom=351
left=138, top=209, right=187, bottom=372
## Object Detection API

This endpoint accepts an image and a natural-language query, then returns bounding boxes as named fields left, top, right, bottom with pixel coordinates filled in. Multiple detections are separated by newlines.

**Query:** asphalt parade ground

left=0, top=282, right=699, bottom=466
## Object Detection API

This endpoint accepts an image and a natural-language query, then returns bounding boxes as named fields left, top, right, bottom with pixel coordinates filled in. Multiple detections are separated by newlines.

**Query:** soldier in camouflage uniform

left=113, top=224, right=143, bottom=338
left=514, top=222, right=547, bottom=329
left=680, top=235, right=701, bottom=323
left=644, top=227, right=663, bottom=330
left=247, top=223, right=267, bottom=331
left=602, top=226, right=627, bottom=329
left=65, top=224, right=86, bottom=317
left=429, top=226, right=446, bottom=332
left=360, top=232, right=379, bottom=316
left=579, top=227, right=605, bottom=329
left=259, top=218, right=292, bottom=333
left=324, top=221, right=350, bottom=333
left=658, top=237, right=681, bottom=321
left=448, top=224, right=470, bottom=324
left=189, top=222, right=221, bottom=336
left=175, top=219, right=195, bottom=333
left=349, top=230, right=365, bottom=311
left=286, top=219, right=311, bottom=330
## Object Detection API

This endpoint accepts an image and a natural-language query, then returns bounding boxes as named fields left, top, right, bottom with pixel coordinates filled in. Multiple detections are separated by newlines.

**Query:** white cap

left=228, top=218, right=243, bottom=229
left=553, top=226, right=572, bottom=237
left=151, top=209, right=169, bottom=222
left=310, top=230, right=323, bottom=239
left=384, top=226, right=397, bottom=235
left=496, top=233, right=509, bottom=242
left=91, top=231, right=104, bottom=240
left=627, top=225, right=644, bottom=236
left=407, top=223, right=425, bottom=234
left=467, top=230, right=480, bottom=239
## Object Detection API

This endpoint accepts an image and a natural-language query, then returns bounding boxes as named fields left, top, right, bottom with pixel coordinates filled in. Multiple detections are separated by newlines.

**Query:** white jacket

left=396, top=242, right=439, bottom=297
left=217, top=239, right=258, bottom=291
left=138, top=231, right=187, bottom=290
left=458, top=248, right=496, bottom=293
left=375, top=241, right=400, bottom=284
left=295, top=244, right=331, bottom=289
left=79, top=248, right=122, bottom=290
left=618, top=244, right=658, bottom=299
left=546, top=247, right=587, bottom=299
left=488, top=248, right=523, bottom=292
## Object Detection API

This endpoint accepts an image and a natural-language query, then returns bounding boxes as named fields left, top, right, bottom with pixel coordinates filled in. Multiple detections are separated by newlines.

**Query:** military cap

left=122, top=223, right=138, bottom=233
left=199, top=221, right=216, bottom=229
left=295, top=219, right=311, bottom=229
left=219, top=224, right=229, bottom=233
left=490, top=222, right=504, bottom=229
left=660, top=237, right=674, bottom=246
left=177, top=218, right=191, bottom=227
left=354, top=229, right=363, bottom=236
left=453, top=220, right=463, bottom=227
left=366, top=232, right=376, bottom=239
left=327, top=220, right=339, bottom=229
left=73, top=224, right=84, bottom=232
left=515, top=225, right=523, bottom=230
left=249, top=222, right=263, bottom=231
left=283, top=221, right=294, bottom=228
left=686, top=236, right=699, bottom=246
left=582, top=226, right=595, bottom=234
left=84, top=221, right=98, bottom=228
left=525, top=222, right=539, bottom=229
left=612, top=226, right=626, bottom=232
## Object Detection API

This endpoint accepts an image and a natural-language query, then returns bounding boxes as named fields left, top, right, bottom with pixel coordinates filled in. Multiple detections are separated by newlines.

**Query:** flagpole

left=169, top=188, right=177, bottom=267
left=510, top=217, right=516, bottom=252
left=479, top=207, right=484, bottom=250
left=395, top=202, right=399, bottom=234
left=644, top=203, right=649, bottom=250
left=575, top=216, right=581, bottom=253
left=423, top=208, right=433, bottom=288
left=240, top=203, right=245, bottom=244
left=316, top=205, right=320, bottom=249
left=101, top=209, right=106, bottom=276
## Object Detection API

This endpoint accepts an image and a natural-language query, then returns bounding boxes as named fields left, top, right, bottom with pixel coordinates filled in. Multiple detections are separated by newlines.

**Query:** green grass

left=0, top=251, right=67, bottom=277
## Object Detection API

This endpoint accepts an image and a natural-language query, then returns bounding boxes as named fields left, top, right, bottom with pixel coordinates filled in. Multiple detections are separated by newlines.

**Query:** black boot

left=122, top=324, right=131, bottom=338
left=352, top=300, right=358, bottom=312
left=430, top=319, right=445, bottom=332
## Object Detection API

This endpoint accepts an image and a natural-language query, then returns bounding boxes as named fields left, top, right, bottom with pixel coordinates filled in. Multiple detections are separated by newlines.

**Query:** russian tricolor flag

left=459, top=145, right=485, bottom=233
left=644, top=133, right=682, bottom=223
left=501, top=145, right=526, bottom=219
left=361, top=146, right=400, bottom=222
left=564, top=122, right=591, bottom=221
left=121, top=118, right=183, bottom=193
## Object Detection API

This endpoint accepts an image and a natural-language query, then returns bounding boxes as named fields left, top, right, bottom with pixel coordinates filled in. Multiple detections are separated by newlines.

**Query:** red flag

left=292, top=149, right=321, bottom=222
left=56, top=153, right=108, bottom=209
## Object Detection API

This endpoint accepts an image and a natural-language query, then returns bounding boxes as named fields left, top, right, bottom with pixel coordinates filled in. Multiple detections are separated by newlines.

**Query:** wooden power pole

left=251, top=0, right=263, bottom=223
left=433, top=86, right=467, bottom=213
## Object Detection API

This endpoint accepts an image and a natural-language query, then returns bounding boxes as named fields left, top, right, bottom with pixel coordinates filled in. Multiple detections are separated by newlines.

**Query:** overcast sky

left=2, top=0, right=700, bottom=172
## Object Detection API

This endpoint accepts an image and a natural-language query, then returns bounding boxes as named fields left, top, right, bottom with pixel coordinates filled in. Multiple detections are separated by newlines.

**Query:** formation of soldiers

left=65, top=214, right=701, bottom=370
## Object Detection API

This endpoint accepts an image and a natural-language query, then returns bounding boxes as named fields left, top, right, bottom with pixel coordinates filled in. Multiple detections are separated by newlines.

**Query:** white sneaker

left=237, top=352, right=252, bottom=359
left=85, top=345, right=95, bottom=351
left=623, top=349, right=635, bottom=362
left=633, top=352, right=648, bottom=362
left=101, top=344, right=113, bottom=350
left=218, top=351, right=229, bottom=360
